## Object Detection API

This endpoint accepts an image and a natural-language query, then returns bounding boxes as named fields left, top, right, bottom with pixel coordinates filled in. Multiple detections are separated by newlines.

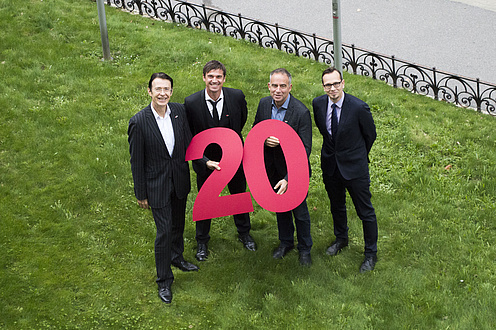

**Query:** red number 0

left=243, top=119, right=309, bottom=213
left=185, top=121, right=309, bottom=221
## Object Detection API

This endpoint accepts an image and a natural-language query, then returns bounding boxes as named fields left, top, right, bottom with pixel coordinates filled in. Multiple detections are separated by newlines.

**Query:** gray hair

left=270, top=68, right=292, bottom=84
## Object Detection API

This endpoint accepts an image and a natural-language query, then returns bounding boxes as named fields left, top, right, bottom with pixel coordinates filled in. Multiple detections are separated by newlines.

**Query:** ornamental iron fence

left=105, top=0, right=496, bottom=116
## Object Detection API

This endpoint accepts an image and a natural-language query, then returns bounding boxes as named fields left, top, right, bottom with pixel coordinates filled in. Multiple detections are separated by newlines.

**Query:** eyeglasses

left=153, top=87, right=171, bottom=93
left=323, top=81, right=342, bottom=90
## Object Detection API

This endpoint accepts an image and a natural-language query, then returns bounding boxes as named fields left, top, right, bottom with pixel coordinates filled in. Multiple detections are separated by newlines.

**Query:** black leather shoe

left=158, top=287, right=172, bottom=304
left=238, top=234, right=257, bottom=251
left=326, top=239, right=348, bottom=256
left=359, top=255, right=378, bottom=273
left=299, top=252, right=312, bottom=266
left=196, top=243, right=208, bottom=261
left=272, top=244, right=294, bottom=259
left=172, top=259, right=199, bottom=272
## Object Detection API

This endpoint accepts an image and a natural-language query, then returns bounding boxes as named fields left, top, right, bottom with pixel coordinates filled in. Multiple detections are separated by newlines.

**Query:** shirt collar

left=205, top=89, right=224, bottom=103
left=150, top=103, right=170, bottom=119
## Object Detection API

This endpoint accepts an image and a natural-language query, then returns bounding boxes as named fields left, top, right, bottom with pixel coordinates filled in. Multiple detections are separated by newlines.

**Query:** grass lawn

left=1, top=0, right=496, bottom=328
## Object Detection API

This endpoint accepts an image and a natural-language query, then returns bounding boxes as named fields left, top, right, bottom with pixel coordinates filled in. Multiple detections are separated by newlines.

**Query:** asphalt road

left=190, top=0, right=496, bottom=84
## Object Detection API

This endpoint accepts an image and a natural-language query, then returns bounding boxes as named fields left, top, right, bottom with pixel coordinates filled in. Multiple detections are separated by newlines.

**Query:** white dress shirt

left=151, top=104, right=175, bottom=157
left=205, top=89, right=224, bottom=121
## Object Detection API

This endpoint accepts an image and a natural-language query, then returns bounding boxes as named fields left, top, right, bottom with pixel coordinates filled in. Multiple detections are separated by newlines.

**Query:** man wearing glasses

left=312, top=67, right=378, bottom=273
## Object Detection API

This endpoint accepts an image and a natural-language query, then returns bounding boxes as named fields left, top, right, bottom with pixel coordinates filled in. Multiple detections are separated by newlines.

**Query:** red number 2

left=185, top=121, right=309, bottom=221
left=185, top=128, right=254, bottom=221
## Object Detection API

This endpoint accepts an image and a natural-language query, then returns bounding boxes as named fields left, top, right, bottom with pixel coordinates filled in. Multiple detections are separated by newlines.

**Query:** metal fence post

left=96, top=0, right=111, bottom=61
left=332, top=0, right=342, bottom=72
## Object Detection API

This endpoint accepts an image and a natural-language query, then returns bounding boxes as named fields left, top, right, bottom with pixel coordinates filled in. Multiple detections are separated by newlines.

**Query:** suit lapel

left=200, top=89, right=215, bottom=127
left=318, top=95, right=331, bottom=138
left=264, top=97, right=273, bottom=120
left=338, top=93, right=351, bottom=134
left=145, top=104, right=171, bottom=158
left=222, top=87, right=231, bottom=120
left=282, top=94, right=295, bottom=125
left=169, top=103, right=180, bottom=157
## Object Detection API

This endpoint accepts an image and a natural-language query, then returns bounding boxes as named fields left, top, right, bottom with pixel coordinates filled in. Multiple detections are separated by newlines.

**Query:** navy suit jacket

left=128, top=102, right=192, bottom=208
left=253, top=94, right=312, bottom=183
left=312, top=93, right=376, bottom=180
left=184, top=87, right=248, bottom=176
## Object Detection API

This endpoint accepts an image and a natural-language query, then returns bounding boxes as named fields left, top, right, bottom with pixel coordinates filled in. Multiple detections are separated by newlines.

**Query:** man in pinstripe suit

left=128, top=72, right=198, bottom=304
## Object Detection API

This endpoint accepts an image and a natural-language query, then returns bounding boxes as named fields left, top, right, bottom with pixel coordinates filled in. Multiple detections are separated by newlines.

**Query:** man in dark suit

left=253, top=68, right=313, bottom=266
left=184, top=60, right=256, bottom=261
left=312, top=67, right=378, bottom=273
left=128, top=72, right=198, bottom=304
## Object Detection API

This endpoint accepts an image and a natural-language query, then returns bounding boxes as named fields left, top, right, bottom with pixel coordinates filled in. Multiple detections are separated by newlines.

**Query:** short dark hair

left=148, top=72, right=173, bottom=90
left=203, top=60, right=226, bottom=77
left=321, top=67, right=342, bottom=83
left=270, top=68, right=292, bottom=84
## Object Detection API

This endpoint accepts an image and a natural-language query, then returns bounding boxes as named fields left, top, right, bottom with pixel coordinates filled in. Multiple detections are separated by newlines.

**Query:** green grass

left=1, top=0, right=496, bottom=328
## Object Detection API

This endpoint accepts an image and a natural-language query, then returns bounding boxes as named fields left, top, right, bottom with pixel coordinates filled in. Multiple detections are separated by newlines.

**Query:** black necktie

left=331, top=103, right=338, bottom=143
left=208, top=99, right=220, bottom=126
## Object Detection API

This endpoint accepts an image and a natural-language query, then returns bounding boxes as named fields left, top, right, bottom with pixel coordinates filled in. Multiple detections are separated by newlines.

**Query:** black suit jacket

left=253, top=94, right=312, bottom=183
left=184, top=87, right=248, bottom=176
left=128, top=102, right=192, bottom=208
left=312, top=93, right=376, bottom=180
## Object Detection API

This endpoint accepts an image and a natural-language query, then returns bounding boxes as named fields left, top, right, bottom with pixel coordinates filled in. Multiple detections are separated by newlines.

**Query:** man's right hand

left=265, top=136, right=280, bottom=147
left=137, top=199, right=150, bottom=209
left=206, top=160, right=221, bottom=171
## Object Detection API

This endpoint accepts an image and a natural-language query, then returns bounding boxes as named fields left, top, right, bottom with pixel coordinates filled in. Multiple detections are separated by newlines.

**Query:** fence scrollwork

left=105, top=0, right=496, bottom=116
